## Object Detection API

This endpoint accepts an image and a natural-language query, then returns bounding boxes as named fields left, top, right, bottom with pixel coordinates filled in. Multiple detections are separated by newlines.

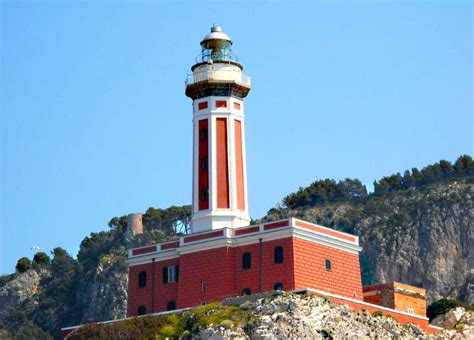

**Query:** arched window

left=274, top=246, right=284, bottom=264
left=273, top=282, right=283, bottom=291
left=137, top=305, right=147, bottom=316
left=167, top=301, right=176, bottom=311
left=138, top=271, right=147, bottom=288
left=242, top=252, right=251, bottom=270
left=242, top=288, right=251, bottom=296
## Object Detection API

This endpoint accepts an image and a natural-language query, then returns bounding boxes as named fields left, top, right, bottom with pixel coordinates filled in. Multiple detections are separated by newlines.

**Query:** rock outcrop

left=77, top=254, right=128, bottom=323
left=431, top=307, right=474, bottom=339
left=0, top=269, right=49, bottom=320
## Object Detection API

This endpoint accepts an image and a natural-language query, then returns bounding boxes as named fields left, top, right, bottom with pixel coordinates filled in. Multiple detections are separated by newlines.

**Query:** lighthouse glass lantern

left=199, top=25, right=235, bottom=62
left=185, top=25, right=251, bottom=233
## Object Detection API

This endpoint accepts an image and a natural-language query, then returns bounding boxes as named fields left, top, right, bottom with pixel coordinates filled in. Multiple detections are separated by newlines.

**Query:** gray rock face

left=297, top=182, right=473, bottom=304
left=431, top=307, right=474, bottom=339
left=77, top=254, right=128, bottom=323
left=0, top=269, right=49, bottom=319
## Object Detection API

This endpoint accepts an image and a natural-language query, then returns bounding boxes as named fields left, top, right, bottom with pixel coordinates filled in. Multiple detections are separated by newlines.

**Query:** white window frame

left=407, top=308, right=414, bottom=314
left=168, top=266, right=176, bottom=283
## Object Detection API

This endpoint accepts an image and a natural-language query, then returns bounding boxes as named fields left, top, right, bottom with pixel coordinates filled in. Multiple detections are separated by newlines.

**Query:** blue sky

left=1, top=1, right=472, bottom=274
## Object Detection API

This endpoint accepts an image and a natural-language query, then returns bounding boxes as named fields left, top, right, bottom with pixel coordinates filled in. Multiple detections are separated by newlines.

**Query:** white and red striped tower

left=185, top=25, right=251, bottom=232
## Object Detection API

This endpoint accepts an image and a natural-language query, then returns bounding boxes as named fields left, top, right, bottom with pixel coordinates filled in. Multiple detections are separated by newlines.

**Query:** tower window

left=242, top=252, right=251, bottom=270
left=167, top=301, right=176, bottom=311
left=274, top=246, right=284, bottom=264
left=325, top=259, right=331, bottom=271
left=200, top=158, right=208, bottom=171
left=233, top=102, right=241, bottom=110
left=137, top=305, right=147, bottom=316
left=138, top=271, right=147, bottom=288
left=200, top=128, right=208, bottom=141
left=163, top=265, right=179, bottom=284
left=200, top=189, right=208, bottom=202
left=216, top=100, right=227, bottom=108
left=242, top=288, right=251, bottom=296
left=274, top=282, right=283, bottom=291
left=198, top=101, right=208, bottom=110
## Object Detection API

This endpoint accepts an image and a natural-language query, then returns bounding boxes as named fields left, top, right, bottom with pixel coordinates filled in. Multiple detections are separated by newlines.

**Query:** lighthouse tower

left=186, top=25, right=251, bottom=232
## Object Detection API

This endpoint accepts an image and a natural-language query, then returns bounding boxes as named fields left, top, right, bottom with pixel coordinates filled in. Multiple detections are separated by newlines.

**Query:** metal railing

left=185, top=69, right=251, bottom=87
left=195, top=51, right=239, bottom=64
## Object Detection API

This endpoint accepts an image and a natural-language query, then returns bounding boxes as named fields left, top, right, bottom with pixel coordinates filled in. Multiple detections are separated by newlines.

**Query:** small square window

left=198, top=101, right=208, bottom=110
left=273, top=282, right=283, bottom=291
left=216, top=100, right=227, bottom=108
left=137, top=305, right=147, bottom=316
left=242, top=288, right=251, bottom=296
left=407, top=308, right=414, bottom=314
left=167, top=301, right=176, bottom=311
left=233, top=102, right=241, bottom=110
left=325, top=259, right=331, bottom=271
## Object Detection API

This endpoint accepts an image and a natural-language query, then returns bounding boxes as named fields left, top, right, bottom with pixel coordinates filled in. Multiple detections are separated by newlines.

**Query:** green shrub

left=67, top=301, right=252, bottom=339
left=427, top=299, right=464, bottom=321
left=33, top=252, right=51, bottom=266
left=243, top=315, right=260, bottom=333
left=372, top=311, right=384, bottom=318
left=16, top=257, right=31, bottom=273
left=220, top=319, right=233, bottom=329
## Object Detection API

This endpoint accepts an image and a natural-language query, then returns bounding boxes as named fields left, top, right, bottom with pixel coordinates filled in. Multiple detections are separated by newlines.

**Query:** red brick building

left=127, top=217, right=364, bottom=316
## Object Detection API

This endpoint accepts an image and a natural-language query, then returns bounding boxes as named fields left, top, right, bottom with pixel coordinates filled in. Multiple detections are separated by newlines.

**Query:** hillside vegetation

left=0, top=155, right=472, bottom=339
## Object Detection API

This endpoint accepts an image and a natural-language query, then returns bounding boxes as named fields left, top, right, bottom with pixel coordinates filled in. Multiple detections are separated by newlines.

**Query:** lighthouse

left=185, top=25, right=251, bottom=232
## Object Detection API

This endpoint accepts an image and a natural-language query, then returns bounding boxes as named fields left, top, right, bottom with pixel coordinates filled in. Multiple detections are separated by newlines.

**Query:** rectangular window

left=168, top=266, right=176, bottom=283
left=200, top=157, right=208, bottom=171
left=163, top=266, right=179, bottom=284
left=216, top=100, right=227, bottom=108
left=198, top=119, right=209, bottom=211
left=200, top=128, right=208, bottom=141
left=201, top=281, right=207, bottom=293
left=200, top=189, right=208, bottom=201
left=325, top=259, right=331, bottom=271
left=198, top=101, right=208, bottom=110
left=242, top=288, right=251, bottom=296
left=407, top=308, right=414, bottom=314
left=233, top=102, right=241, bottom=110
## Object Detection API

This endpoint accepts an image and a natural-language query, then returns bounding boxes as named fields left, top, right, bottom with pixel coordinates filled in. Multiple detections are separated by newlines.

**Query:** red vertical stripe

left=216, top=118, right=230, bottom=208
left=198, top=119, right=209, bottom=210
left=234, top=120, right=245, bottom=210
